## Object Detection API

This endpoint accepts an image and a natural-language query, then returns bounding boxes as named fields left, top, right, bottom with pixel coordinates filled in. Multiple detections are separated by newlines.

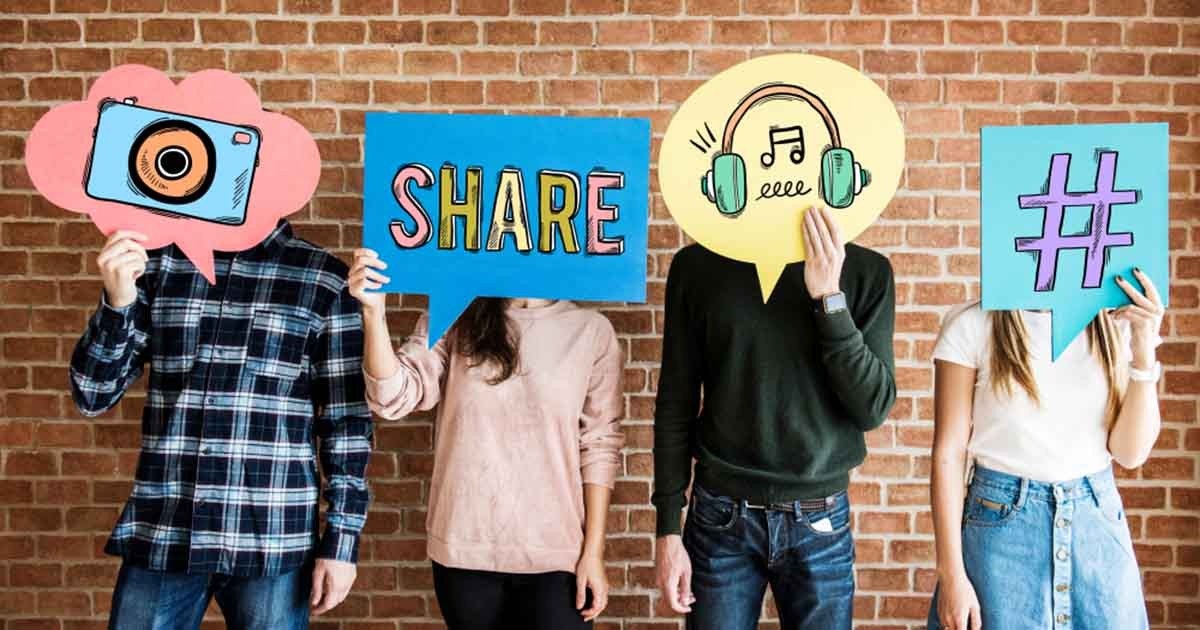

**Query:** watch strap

left=1128, top=361, right=1161, bottom=383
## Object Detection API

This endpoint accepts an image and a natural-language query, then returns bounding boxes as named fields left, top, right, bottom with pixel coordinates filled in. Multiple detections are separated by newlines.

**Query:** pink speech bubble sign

left=24, top=64, right=321, bottom=282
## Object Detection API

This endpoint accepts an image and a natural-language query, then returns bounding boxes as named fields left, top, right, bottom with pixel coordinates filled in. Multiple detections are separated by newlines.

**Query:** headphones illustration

left=700, top=83, right=871, bottom=217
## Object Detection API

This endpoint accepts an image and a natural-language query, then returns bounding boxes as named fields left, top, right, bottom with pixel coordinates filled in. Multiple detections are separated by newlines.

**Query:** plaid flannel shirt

left=69, top=221, right=372, bottom=576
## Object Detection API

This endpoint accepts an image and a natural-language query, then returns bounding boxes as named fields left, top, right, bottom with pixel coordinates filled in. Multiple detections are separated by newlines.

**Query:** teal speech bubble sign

left=981, top=123, right=1169, bottom=360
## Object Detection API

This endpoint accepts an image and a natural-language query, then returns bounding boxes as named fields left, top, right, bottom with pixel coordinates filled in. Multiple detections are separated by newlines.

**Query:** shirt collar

left=242, top=220, right=292, bottom=260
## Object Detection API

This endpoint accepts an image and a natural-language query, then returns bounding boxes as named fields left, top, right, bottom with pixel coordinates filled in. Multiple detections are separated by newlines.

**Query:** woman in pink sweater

left=349, top=248, right=625, bottom=629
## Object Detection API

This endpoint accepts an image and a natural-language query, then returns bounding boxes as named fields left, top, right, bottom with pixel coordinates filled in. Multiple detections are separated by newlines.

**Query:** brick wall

left=0, top=0, right=1197, bottom=628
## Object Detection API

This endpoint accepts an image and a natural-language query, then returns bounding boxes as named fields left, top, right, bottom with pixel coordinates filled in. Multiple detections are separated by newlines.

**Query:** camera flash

left=233, top=131, right=253, bottom=145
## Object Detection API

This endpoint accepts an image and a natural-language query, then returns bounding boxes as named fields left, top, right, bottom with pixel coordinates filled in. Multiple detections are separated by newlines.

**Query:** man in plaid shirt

left=70, top=221, right=372, bottom=629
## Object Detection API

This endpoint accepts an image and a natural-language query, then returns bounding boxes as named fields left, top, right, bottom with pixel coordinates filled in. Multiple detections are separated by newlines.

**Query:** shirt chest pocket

left=149, top=301, right=203, bottom=376
left=246, top=309, right=311, bottom=382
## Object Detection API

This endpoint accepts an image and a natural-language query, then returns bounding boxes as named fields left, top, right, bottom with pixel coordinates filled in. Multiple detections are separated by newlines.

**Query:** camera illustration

left=84, top=98, right=261, bottom=226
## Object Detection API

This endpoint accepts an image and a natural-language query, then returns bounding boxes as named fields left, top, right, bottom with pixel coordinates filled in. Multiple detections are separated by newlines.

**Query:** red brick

left=29, top=19, right=81, bottom=42
left=141, top=19, right=194, bottom=42
left=540, top=21, right=590, bottom=45
left=1150, top=53, right=1200, bottom=77
left=1036, top=51, right=1088, bottom=74
left=980, top=0, right=1032, bottom=11
left=368, top=20, right=422, bottom=44
left=426, top=20, right=477, bottom=45
left=949, top=19, right=1003, bottom=44
left=712, top=19, right=767, bottom=44
left=922, top=50, right=973, bottom=74
left=980, top=49, right=1031, bottom=72
left=1066, top=21, right=1123, bottom=45
left=229, top=49, right=281, bottom=73
left=770, top=19, right=829, bottom=44
left=890, top=19, right=943, bottom=43
left=833, top=19, right=886, bottom=44
left=430, top=80, right=483, bottom=105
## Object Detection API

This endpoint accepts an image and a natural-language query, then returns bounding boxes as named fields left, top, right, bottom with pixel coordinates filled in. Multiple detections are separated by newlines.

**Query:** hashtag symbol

left=1014, top=151, right=1137, bottom=292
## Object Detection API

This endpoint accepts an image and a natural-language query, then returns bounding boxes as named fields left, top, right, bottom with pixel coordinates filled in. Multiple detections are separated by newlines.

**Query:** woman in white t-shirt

left=927, top=269, right=1165, bottom=630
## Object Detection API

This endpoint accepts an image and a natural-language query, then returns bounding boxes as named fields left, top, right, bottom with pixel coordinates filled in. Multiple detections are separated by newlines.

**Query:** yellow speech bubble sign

left=659, top=53, right=904, bottom=301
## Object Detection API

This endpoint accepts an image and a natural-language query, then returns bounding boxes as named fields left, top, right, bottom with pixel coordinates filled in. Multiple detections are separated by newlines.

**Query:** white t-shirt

left=932, top=302, right=1130, bottom=483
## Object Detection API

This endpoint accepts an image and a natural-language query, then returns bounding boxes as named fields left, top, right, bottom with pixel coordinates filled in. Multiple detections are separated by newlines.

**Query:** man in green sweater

left=653, top=206, right=896, bottom=630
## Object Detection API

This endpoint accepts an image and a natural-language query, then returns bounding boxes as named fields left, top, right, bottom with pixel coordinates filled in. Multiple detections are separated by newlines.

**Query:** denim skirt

left=928, top=465, right=1148, bottom=630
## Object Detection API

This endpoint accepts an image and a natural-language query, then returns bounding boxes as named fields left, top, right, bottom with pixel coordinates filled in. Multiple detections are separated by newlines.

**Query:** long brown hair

left=989, top=309, right=1126, bottom=424
left=452, top=297, right=520, bottom=385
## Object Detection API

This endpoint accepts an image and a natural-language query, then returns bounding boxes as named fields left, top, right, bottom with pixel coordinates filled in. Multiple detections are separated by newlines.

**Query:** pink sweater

left=364, top=301, right=625, bottom=574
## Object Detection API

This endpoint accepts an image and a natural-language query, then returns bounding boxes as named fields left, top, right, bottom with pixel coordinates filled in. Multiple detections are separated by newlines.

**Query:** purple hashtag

left=1014, top=152, right=1136, bottom=292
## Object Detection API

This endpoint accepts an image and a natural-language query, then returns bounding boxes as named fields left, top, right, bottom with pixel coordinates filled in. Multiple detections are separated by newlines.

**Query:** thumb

left=970, top=605, right=982, bottom=630
left=310, top=565, right=325, bottom=606
left=576, top=574, right=587, bottom=610
left=665, top=566, right=682, bottom=610
left=681, top=564, right=693, bottom=603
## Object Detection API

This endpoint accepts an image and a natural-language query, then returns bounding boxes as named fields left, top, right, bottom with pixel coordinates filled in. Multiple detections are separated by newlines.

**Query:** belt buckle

left=744, top=501, right=766, bottom=510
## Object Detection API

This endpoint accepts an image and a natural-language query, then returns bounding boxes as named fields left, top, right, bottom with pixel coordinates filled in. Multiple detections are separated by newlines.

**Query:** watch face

left=824, top=292, right=847, bottom=313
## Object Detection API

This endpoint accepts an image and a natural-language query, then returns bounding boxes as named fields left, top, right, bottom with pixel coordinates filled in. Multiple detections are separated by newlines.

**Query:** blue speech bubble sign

left=363, top=112, right=650, bottom=343
left=981, top=122, right=1169, bottom=360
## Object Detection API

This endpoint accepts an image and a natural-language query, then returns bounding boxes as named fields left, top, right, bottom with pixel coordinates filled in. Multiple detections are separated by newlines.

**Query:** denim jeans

left=108, top=562, right=311, bottom=630
left=928, top=465, right=1148, bottom=630
left=683, top=483, right=855, bottom=630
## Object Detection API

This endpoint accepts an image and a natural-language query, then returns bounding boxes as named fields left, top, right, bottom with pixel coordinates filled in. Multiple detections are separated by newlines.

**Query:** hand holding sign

left=348, top=249, right=390, bottom=315
left=97, top=230, right=149, bottom=308
left=1113, top=269, right=1166, bottom=368
left=801, top=206, right=846, bottom=299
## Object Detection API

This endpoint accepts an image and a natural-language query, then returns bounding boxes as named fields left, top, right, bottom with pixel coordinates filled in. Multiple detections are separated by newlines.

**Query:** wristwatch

left=1128, top=361, right=1161, bottom=383
left=817, top=291, right=848, bottom=315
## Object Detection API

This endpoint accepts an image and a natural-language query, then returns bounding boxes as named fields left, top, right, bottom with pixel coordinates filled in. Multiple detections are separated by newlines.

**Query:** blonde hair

left=989, top=309, right=1126, bottom=425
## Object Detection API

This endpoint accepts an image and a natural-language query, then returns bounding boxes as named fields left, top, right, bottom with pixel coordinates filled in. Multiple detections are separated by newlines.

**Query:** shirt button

left=200, top=445, right=211, bottom=455
left=1057, top=518, right=1070, bottom=528
left=1056, top=583, right=1069, bottom=593
left=1057, top=613, right=1070, bottom=624
left=1056, top=548, right=1069, bottom=561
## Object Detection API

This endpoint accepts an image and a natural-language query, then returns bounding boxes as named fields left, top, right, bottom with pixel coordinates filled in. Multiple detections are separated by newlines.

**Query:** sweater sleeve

left=813, top=255, right=897, bottom=432
left=363, top=313, right=450, bottom=420
left=578, top=320, right=626, bottom=489
left=652, top=250, right=704, bottom=537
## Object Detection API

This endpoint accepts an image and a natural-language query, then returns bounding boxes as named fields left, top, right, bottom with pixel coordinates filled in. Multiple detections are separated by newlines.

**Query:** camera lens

left=155, top=146, right=191, bottom=180
left=128, top=119, right=216, bottom=205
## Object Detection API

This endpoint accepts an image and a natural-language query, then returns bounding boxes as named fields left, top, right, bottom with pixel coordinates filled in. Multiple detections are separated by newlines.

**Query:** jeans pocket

left=963, top=484, right=1022, bottom=527
left=801, top=491, right=852, bottom=536
left=1095, top=491, right=1138, bottom=562
left=687, top=485, right=738, bottom=532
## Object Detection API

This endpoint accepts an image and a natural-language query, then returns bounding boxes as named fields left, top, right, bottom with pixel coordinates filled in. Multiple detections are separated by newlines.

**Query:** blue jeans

left=928, top=465, right=1148, bottom=630
left=108, top=562, right=311, bottom=630
left=683, top=484, right=855, bottom=630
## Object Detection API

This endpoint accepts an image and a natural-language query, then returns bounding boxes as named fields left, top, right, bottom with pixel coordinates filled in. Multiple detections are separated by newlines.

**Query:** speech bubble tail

left=174, top=239, right=217, bottom=285
left=754, top=261, right=787, bottom=303
left=427, top=291, right=477, bottom=350
left=1049, top=307, right=1094, bottom=362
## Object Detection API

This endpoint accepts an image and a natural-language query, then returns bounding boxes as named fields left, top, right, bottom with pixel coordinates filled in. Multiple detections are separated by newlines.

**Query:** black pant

left=431, top=562, right=592, bottom=630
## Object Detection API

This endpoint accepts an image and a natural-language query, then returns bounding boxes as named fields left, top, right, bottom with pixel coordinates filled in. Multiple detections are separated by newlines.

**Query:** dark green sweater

left=652, top=243, right=897, bottom=536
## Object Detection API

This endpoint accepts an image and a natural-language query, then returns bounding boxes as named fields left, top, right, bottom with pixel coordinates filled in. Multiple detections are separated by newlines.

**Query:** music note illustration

left=760, top=125, right=805, bottom=168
